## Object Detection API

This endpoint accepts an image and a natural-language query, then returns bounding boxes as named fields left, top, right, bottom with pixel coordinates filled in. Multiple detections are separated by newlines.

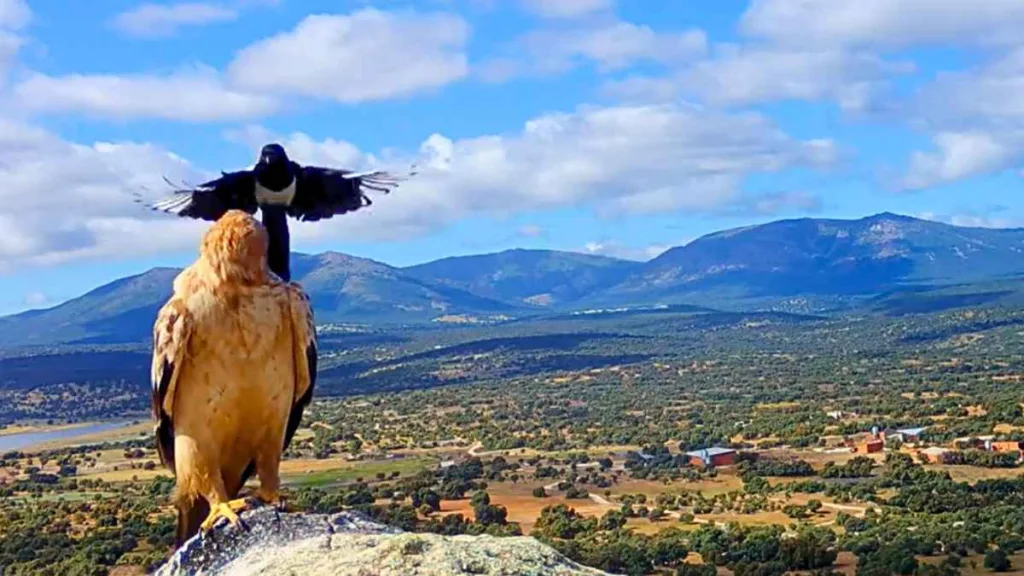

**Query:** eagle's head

left=199, top=209, right=270, bottom=284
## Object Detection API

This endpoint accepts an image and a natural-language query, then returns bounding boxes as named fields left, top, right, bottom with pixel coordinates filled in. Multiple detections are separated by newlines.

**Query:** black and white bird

left=138, top=143, right=415, bottom=282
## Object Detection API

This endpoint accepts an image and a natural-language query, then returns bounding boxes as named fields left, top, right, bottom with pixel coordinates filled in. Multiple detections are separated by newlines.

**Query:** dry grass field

left=926, top=463, right=1024, bottom=483
left=438, top=480, right=615, bottom=534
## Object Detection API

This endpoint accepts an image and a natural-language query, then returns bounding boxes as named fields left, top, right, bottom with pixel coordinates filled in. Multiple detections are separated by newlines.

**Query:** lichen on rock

left=154, top=506, right=612, bottom=576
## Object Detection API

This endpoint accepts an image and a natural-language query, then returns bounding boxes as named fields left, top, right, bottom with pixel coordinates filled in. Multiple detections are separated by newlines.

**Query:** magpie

left=137, top=143, right=415, bottom=282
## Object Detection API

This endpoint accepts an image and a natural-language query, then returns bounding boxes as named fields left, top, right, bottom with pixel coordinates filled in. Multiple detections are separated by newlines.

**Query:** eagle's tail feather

left=176, top=494, right=209, bottom=549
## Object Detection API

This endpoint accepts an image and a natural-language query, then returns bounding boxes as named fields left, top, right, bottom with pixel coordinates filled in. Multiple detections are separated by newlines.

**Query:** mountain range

left=2, top=212, right=1023, bottom=348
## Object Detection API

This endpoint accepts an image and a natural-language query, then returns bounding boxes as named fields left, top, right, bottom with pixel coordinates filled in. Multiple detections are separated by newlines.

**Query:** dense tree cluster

left=821, top=457, right=877, bottom=479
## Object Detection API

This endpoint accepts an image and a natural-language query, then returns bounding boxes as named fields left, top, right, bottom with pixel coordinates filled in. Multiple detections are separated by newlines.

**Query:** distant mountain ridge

left=2, top=212, right=1023, bottom=348
left=404, top=248, right=640, bottom=307
left=591, top=212, right=1024, bottom=308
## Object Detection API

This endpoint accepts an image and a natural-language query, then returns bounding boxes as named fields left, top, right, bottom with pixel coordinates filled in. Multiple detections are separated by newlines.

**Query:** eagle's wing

left=136, top=170, right=258, bottom=221
left=235, top=283, right=317, bottom=489
left=150, top=296, right=194, bottom=473
left=283, top=283, right=317, bottom=454
left=288, top=162, right=416, bottom=222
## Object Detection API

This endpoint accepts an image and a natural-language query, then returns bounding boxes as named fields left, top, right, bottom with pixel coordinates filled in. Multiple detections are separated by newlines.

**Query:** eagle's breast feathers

left=149, top=263, right=317, bottom=480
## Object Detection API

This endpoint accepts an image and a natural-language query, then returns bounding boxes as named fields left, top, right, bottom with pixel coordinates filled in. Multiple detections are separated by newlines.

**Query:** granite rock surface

left=154, top=506, right=613, bottom=576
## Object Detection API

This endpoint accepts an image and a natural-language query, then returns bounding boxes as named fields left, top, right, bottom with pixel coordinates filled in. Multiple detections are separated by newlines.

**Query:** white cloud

left=13, top=8, right=470, bottom=121
left=14, top=65, right=278, bottom=121
left=580, top=239, right=670, bottom=261
left=0, top=30, right=21, bottom=82
left=608, top=45, right=911, bottom=110
left=227, top=9, right=470, bottom=103
left=918, top=211, right=1024, bottom=229
left=226, top=124, right=370, bottom=168
left=899, top=49, right=1024, bottom=188
left=112, top=2, right=238, bottom=38
left=2, top=102, right=834, bottom=270
left=527, top=22, right=706, bottom=72
left=519, top=0, right=613, bottom=19
left=483, top=21, right=706, bottom=81
left=740, top=0, right=1024, bottom=49
left=0, top=0, right=30, bottom=30
left=516, top=224, right=545, bottom=238
left=252, top=103, right=835, bottom=244
left=733, top=191, right=824, bottom=216
left=22, top=291, right=47, bottom=306
left=0, top=118, right=210, bottom=269
left=0, top=0, right=28, bottom=84
left=903, top=132, right=1018, bottom=190
left=914, top=49, right=1024, bottom=131
left=588, top=0, right=1024, bottom=187
left=601, top=0, right=1024, bottom=122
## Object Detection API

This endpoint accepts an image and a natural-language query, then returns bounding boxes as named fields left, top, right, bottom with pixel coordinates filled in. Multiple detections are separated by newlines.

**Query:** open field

left=440, top=480, right=615, bottom=534
left=282, top=455, right=437, bottom=487
left=926, top=463, right=1024, bottom=483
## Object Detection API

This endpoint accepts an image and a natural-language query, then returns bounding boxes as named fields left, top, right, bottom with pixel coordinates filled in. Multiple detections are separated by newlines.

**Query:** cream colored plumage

left=150, top=209, right=317, bottom=549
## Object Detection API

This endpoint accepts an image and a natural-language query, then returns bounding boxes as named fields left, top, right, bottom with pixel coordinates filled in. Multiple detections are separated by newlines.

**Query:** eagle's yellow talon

left=200, top=499, right=251, bottom=532
left=226, top=497, right=252, bottom=513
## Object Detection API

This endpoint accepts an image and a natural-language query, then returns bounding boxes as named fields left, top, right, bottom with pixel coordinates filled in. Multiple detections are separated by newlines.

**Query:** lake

left=0, top=421, right=136, bottom=453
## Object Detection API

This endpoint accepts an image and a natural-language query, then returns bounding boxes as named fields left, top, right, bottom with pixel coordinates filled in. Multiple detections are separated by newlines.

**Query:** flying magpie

left=138, top=143, right=415, bottom=282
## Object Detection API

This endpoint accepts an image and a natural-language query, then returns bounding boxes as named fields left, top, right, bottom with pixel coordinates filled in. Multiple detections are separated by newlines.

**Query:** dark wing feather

left=289, top=163, right=415, bottom=222
left=150, top=297, right=193, bottom=473
left=136, top=170, right=258, bottom=221
left=284, top=345, right=316, bottom=453
left=284, top=284, right=318, bottom=455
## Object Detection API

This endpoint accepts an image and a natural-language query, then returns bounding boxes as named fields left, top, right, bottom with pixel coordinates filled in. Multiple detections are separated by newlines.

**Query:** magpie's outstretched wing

left=135, top=170, right=258, bottom=221
left=288, top=163, right=416, bottom=222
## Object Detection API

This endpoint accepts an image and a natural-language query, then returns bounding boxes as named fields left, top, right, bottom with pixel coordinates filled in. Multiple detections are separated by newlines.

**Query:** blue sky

left=0, top=0, right=1022, bottom=315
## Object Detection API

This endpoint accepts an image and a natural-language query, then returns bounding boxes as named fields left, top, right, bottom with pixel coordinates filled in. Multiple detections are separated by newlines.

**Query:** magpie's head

left=258, top=143, right=288, bottom=168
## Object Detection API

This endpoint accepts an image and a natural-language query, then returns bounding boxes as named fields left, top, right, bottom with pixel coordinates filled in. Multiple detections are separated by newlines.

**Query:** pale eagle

left=150, top=209, right=317, bottom=548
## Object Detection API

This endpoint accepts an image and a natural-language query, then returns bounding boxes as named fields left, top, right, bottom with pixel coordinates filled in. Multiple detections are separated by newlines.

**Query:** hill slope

left=0, top=253, right=519, bottom=348
left=3, top=212, right=1024, bottom=348
left=0, top=267, right=180, bottom=347
left=293, top=252, right=517, bottom=323
left=595, top=213, right=1024, bottom=309
left=402, top=248, right=640, bottom=307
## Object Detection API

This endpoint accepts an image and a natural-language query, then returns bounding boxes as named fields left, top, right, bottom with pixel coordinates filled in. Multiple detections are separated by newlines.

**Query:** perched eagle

left=150, top=209, right=318, bottom=548
left=138, top=143, right=414, bottom=282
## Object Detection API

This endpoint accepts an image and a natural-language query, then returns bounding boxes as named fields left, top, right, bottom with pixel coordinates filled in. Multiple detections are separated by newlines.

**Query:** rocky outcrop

left=155, top=506, right=613, bottom=576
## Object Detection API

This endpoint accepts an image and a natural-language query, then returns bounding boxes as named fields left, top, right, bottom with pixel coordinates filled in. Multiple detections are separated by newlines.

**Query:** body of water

left=0, top=421, right=136, bottom=453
